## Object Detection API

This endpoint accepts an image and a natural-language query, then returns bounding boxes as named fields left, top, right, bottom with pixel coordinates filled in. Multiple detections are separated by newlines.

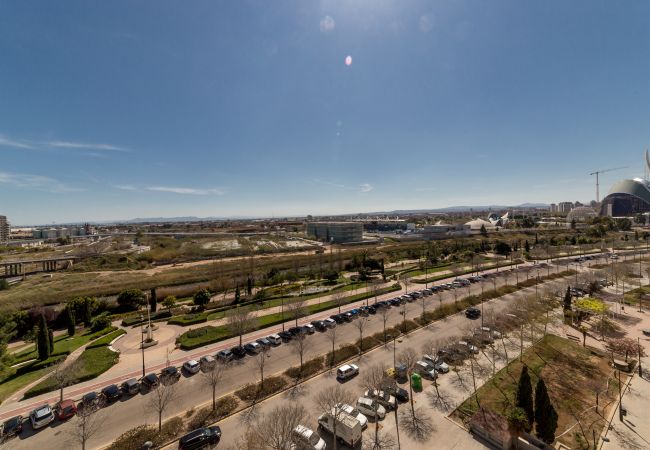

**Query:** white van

left=318, top=410, right=362, bottom=447
left=336, top=364, right=359, bottom=381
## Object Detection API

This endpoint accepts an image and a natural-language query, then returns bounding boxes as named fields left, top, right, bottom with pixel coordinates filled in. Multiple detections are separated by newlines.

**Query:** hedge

left=107, top=417, right=184, bottom=450
left=186, top=396, right=239, bottom=430
left=176, top=326, right=230, bottom=350
left=234, top=376, right=287, bottom=402
left=395, top=320, right=419, bottom=334
left=327, top=343, right=359, bottom=366
left=14, top=354, right=67, bottom=376
left=168, top=313, right=208, bottom=326
left=284, top=356, right=324, bottom=380
left=121, top=311, right=171, bottom=327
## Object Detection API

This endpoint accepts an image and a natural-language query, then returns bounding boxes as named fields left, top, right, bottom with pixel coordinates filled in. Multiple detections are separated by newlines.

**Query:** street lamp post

left=140, top=314, right=145, bottom=378
left=393, top=335, right=397, bottom=370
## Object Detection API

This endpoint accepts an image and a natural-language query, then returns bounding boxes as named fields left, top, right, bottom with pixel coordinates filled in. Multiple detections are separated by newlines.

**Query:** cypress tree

left=524, top=240, right=531, bottom=253
left=246, top=276, right=253, bottom=297
left=515, top=366, right=534, bottom=431
left=150, top=288, right=157, bottom=313
left=534, top=379, right=558, bottom=443
left=48, top=328, right=54, bottom=354
left=563, top=286, right=572, bottom=311
left=235, top=285, right=241, bottom=304
left=83, top=298, right=93, bottom=327
left=37, top=315, right=50, bottom=361
left=66, top=306, right=76, bottom=337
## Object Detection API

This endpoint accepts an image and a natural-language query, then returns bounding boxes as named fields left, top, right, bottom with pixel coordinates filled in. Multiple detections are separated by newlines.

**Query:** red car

left=56, top=399, right=77, bottom=420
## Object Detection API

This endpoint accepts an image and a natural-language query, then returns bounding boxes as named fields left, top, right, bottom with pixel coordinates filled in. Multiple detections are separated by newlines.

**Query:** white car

left=336, top=364, right=359, bottom=381
left=363, top=389, right=396, bottom=410
left=30, top=405, right=54, bottom=429
left=423, top=354, right=449, bottom=373
left=414, top=360, right=437, bottom=379
left=291, top=424, right=326, bottom=450
left=335, top=402, right=368, bottom=429
left=267, top=334, right=282, bottom=345
left=303, top=323, right=316, bottom=334
left=356, top=397, right=386, bottom=420
left=182, top=359, right=200, bottom=374
left=323, top=318, right=337, bottom=328
left=458, top=340, right=479, bottom=354
left=199, top=355, right=216, bottom=370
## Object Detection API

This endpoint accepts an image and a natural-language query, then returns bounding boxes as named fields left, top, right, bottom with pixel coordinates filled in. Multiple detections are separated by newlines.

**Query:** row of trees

left=514, top=366, right=558, bottom=443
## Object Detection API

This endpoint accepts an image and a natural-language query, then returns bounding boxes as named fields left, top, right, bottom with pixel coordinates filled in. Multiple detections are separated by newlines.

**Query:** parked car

left=458, top=340, right=479, bottom=354
left=367, top=305, right=377, bottom=314
left=256, top=337, right=272, bottom=348
left=244, top=342, right=262, bottom=354
left=200, top=355, right=217, bottom=370
left=216, top=350, right=234, bottom=363
left=335, top=402, right=368, bottom=429
left=381, top=384, right=409, bottom=402
left=363, top=389, right=396, bottom=410
left=141, top=373, right=160, bottom=389
left=161, top=366, right=181, bottom=383
left=81, top=392, right=101, bottom=408
left=465, top=307, right=481, bottom=319
left=267, top=334, right=282, bottom=345
left=178, top=425, right=222, bottom=450
left=288, top=326, right=304, bottom=336
left=55, top=399, right=77, bottom=420
left=121, top=378, right=140, bottom=396
left=183, top=359, right=201, bottom=374
left=336, top=363, right=359, bottom=381
left=231, top=346, right=247, bottom=358
left=302, top=323, right=316, bottom=334
left=414, top=361, right=437, bottom=379
left=344, top=312, right=355, bottom=321
left=356, top=397, right=386, bottom=420
left=330, top=314, right=345, bottom=324
left=1, top=415, right=23, bottom=439
left=29, top=405, right=54, bottom=429
left=423, top=354, right=449, bottom=373
left=311, top=320, right=326, bottom=331
left=278, top=330, right=293, bottom=341
left=101, top=384, right=121, bottom=403
left=323, top=318, right=337, bottom=328
left=291, top=424, right=326, bottom=450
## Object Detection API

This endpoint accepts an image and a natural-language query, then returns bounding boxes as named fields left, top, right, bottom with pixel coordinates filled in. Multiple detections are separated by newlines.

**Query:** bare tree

left=325, top=326, right=337, bottom=367
left=361, top=365, right=392, bottom=450
left=51, top=359, right=80, bottom=402
left=255, top=345, right=270, bottom=389
left=314, top=384, right=356, bottom=450
left=370, top=279, right=382, bottom=305
left=69, top=402, right=102, bottom=450
left=226, top=306, right=256, bottom=347
left=290, top=333, right=309, bottom=379
left=286, top=298, right=307, bottom=328
left=332, top=290, right=346, bottom=314
left=147, top=381, right=176, bottom=431
left=201, top=363, right=225, bottom=411
left=402, top=274, right=412, bottom=294
left=241, top=403, right=306, bottom=450
left=397, top=348, right=418, bottom=418
left=379, top=306, right=390, bottom=345
left=354, top=316, right=370, bottom=354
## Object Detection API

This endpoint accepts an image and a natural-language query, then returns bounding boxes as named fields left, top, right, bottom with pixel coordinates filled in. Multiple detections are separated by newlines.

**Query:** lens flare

left=345, top=55, right=352, bottom=66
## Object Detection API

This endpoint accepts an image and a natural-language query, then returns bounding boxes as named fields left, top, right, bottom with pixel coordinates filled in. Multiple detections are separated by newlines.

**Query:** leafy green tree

left=0, top=314, right=16, bottom=378
left=534, top=379, right=558, bottom=443
left=0, top=279, right=9, bottom=291
left=563, top=286, right=572, bottom=311
left=66, top=306, right=76, bottom=337
left=507, top=407, right=529, bottom=437
left=37, top=315, right=50, bottom=361
left=480, top=224, right=488, bottom=237
left=91, top=313, right=112, bottom=332
left=162, top=295, right=176, bottom=313
left=117, top=289, right=146, bottom=311
left=193, top=289, right=211, bottom=308
left=515, top=366, right=534, bottom=431
left=234, top=285, right=241, bottom=304
left=82, top=299, right=93, bottom=327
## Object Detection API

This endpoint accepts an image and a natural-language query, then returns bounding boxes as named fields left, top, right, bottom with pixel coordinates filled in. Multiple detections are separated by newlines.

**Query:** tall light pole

left=140, top=313, right=145, bottom=378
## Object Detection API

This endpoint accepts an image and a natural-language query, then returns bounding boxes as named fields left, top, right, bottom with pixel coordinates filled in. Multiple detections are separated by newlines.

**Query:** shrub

left=284, top=356, right=324, bottom=380
left=168, top=313, right=208, bottom=326
left=14, top=354, right=66, bottom=376
left=395, top=320, right=418, bottom=334
left=356, top=336, right=381, bottom=352
left=91, top=313, right=112, bottom=332
left=108, top=425, right=159, bottom=450
left=327, top=343, right=359, bottom=366
left=235, top=376, right=287, bottom=402
left=121, top=311, right=171, bottom=327
left=187, top=396, right=239, bottom=430
left=116, top=289, right=146, bottom=311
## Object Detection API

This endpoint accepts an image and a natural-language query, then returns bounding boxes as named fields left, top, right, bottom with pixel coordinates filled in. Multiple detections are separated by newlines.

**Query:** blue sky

left=1, top=1, right=650, bottom=224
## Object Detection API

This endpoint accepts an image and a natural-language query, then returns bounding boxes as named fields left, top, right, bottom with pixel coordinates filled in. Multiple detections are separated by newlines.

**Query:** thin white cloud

left=313, top=178, right=346, bottom=189
left=0, top=134, right=34, bottom=149
left=360, top=183, right=374, bottom=193
left=114, top=184, right=137, bottom=191
left=0, top=171, right=80, bottom=193
left=320, top=15, right=335, bottom=32
left=46, top=141, right=129, bottom=152
left=146, top=186, right=224, bottom=196
left=419, top=15, right=433, bottom=33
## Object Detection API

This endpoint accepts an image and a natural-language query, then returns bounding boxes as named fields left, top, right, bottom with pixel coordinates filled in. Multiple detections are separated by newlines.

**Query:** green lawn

left=86, top=329, right=126, bottom=348
left=24, top=346, right=120, bottom=399
left=12, top=327, right=117, bottom=363
left=0, top=366, right=53, bottom=404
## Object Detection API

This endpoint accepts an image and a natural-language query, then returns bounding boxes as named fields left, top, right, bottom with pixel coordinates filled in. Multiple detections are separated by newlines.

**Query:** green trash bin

left=411, top=373, right=422, bottom=391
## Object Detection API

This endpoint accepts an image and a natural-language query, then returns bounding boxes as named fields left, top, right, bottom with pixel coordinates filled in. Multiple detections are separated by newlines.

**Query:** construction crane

left=589, top=166, right=627, bottom=203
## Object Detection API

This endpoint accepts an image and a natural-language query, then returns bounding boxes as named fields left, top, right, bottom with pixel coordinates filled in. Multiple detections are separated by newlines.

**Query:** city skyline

left=2, top=1, right=650, bottom=223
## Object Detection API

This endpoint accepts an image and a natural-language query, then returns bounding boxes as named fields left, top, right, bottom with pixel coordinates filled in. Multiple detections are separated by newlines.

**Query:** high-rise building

left=0, top=216, right=10, bottom=242
left=558, top=202, right=574, bottom=213
left=549, top=204, right=558, bottom=213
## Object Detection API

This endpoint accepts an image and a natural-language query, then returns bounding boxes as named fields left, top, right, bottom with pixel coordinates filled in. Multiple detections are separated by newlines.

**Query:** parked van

left=336, top=364, right=359, bottom=381
left=318, top=410, right=362, bottom=447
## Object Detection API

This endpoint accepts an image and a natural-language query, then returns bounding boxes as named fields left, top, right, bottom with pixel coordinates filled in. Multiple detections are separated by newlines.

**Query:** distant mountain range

left=367, top=203, right=549, bottom=215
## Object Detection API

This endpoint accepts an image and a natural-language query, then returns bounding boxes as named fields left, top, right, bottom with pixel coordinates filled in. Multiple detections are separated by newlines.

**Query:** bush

left=177, top=325, right=230, bottom=350
left=14, top=354, right=66, bottom=376
left=121, top=310, right=171, bottom=327
left=106, top=418, right=182, bottom=450
left=0, top=279, right=9, bottom=291
left=395, top=320, right=418, bottom=334
left=356, top=336, right=381, bottom=352
left=168, top=313, right=208, bottom=326
left=327, top=343, right=359, bottom=366
left=235, top=376, right=287, bottom=402
left=116, top=288, right=146, bottom=311
left=91, top=313, right=112, bottom=332
left=284, top=356, right=324, bottom=380
left=187, top=396, right=239, bottom=430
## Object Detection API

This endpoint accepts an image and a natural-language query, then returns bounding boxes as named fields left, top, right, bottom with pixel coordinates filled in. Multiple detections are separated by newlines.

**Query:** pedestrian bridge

left=0, top=256, right=78, bottom=278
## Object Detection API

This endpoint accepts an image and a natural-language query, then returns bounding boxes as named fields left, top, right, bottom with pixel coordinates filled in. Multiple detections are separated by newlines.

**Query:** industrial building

left=32, top=226, right=88, bottom=240
left=566, top=206, right=598, bottom=223
left=305, top=222, right=363, bottom=243
left=0, top=216, right=9, bottom=242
